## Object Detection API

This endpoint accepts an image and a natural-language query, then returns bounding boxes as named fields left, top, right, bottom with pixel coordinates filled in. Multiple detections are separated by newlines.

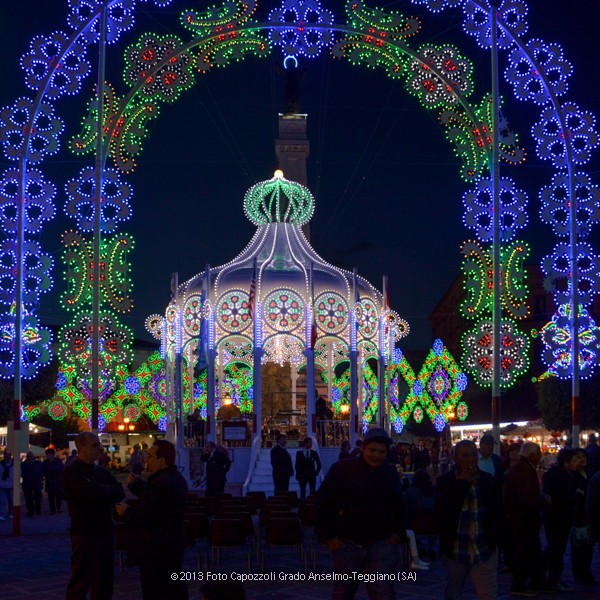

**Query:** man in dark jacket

left=42, top=447, right=64, bottom=514
left=585, top=434, right=600, bottom=477
left=201, top=441, right=230, bottom=496
left=271, top=434, right=293, bottom=494
left=411, top=440, right=430, bottom=471
left=435, top=440, right=501, bottom=600
left=504, top=441, right=547, bottom=596
left=541, top=448, right=579, bottom=592
left=121, top=439, right=188, bottom=600
left=63, top=432, right=125, bottom=600
left=21, top=451, right=43, bottom=517
left=295, top=437, right=322, bottom=499
left=317, top=428, right=406, bottom=600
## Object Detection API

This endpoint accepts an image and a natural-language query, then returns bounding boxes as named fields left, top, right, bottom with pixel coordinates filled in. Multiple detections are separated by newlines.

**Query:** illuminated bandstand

left=164, top=170, right=409, bottom=458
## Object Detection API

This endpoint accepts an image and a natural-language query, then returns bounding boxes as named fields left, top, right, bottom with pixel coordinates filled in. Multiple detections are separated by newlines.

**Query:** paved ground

left=1, top=483, right=600, bottom=600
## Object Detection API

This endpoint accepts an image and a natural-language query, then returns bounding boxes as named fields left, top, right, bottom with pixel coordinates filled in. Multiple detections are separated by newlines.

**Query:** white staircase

left=246, top=448, right=300, bottom=495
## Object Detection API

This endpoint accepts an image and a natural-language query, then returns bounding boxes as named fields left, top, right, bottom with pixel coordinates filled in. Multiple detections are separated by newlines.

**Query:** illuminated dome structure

left=164, top=170, right=409, bottom=444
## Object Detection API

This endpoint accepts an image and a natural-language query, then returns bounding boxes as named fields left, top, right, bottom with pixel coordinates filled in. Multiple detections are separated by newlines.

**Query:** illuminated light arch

left=3, top=0, right=596, bottom=429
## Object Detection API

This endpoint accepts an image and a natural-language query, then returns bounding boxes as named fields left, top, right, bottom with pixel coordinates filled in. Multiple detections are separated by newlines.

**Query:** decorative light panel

left=217, top=290, right=251, bottom=334
left=268, top=0, right=334, bottom=59
left=462, top=320, right=529, bottom=388
left=263, top=289, right=304, bottom=332
left=462, top=176, right=528, bottom=242
left=539, top=304, right=600, bottom=380
left=0, top=100, right=63, bottom=163
left=461, top=239, right=530, bottom=320
left=244, top=173, right=315, bottom=226
left=539, top=172, right=600, bottom=240
left=65, top=167, right=132, bottom=233
left=314, top=291, right=348, bottom=335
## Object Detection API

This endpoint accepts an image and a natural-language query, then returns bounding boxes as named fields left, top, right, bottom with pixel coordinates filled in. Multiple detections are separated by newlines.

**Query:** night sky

left=1, top=0, right=599, bottom=354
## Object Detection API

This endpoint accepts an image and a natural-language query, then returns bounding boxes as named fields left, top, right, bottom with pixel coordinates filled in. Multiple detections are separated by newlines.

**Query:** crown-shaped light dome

left=243, top=170, right=315, bottom=226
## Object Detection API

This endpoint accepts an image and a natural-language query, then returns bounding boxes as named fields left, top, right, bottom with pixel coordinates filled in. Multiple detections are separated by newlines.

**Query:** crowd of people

left=322, top=432, right=600, bottom=599
left=0, top=442, right=151, bottom=520
left=2, top=429, right=600, bottom=600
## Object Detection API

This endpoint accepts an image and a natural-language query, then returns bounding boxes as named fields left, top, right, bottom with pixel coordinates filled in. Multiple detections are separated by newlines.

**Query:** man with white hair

left=504, top=442, right=548, bottom=596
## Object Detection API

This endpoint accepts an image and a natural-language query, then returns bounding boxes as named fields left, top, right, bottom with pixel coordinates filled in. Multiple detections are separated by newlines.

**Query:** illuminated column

left=166, top=348, right=175, bottom=443
left=291, top=362, right=298, bottom=426
left=304, top=302, right=316, bottom=437
left=349, top=273, right=358, bottom=445
left=252, top=301, right=263, bottom=439
left=357, top=350, right=364, bottom=435
left=378, top=316, right=387, bottom=430
left=206, top=303, right=216, bottom=444
left=187, top=350, right=194, bottom=416
left=175, top=294, right=184, bottom=449
left=327, top=340, right=334, bottom=407
left=91, top=3, right=107, bottom=435
left=217, top=345, right=224, bottom=406
left=305, top=351, right=316, bottom=435
left=490, top=5, right=502, bottom=445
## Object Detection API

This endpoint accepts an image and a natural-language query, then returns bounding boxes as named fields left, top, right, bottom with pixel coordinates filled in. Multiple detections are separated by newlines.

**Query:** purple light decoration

left=434, top=413, right=446, bottom=432
left=542, top=242, right=600, bottom=308
left=0, top=169, right=56, bottom=234
left=462, top=0, right=528, bottom=50
left=56, top=372, right=68, bottom=391
left=0, top=99, right=63, bottom=163
left=21, top=32, right=90, bottom=99
left=393, top=417, right=404, bottom=434
left=88, top=414, right=107, bottom=431
left=268, top=0, right=334, bottom=59
left=124, top=375, right=141, bottom=395
left=540, top=304, right=600, bottom=379
left=432, top=338, right=444, bottom=357
left=463, top=177, right=528, bottom=242
left=427, top=366, right=451, bottom=404
left=409, top=0, right=462, bottom=13
left=506, top=39, right=571, bottom=105
left=413, top=380, right=423, bottom=396
left=65, top=167, right=132, bottom=233
left=532, top=103, right=598, bottom=168
left=68, top=0, right=136, bottom=45
left=539, top=172, right=600, bottom=240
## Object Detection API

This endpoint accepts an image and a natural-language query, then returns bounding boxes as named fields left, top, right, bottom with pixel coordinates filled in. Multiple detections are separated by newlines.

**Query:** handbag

left=570, top=524, right=592, bottom=547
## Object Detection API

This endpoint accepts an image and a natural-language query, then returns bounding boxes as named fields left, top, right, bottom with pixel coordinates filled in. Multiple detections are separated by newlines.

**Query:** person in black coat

left=201, top=442, right=230, bottom=497
left=295, top=437, right=322, bottom=499
left=271, top=434, right=293, bottom=494
left=63, top=432, right=125, bottom=600
left=42, top=448, right=64, bottom=514
left=411, top=441, right=430, bottom=471
left=317, top=428, right=407, bottom=600
left=21, top=451, right=43, bottom=517
left=120, top=440, right=189, bottom=600
left=504, top=441, right=547, bottom=595
left=435, top=440, right=502, bottom=599
left=542, top=448, right=579, bottom=591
